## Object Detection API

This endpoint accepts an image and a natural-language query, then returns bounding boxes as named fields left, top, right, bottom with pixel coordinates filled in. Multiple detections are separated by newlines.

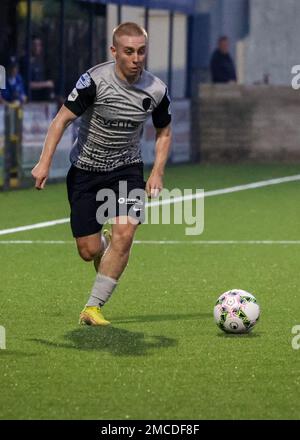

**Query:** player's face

left=111, top=35, right=147, bottom=82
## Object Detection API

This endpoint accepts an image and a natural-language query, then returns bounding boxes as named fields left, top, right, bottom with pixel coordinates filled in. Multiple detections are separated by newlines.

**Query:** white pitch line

left=146, top=173, right=300, bottom=207
left=0, top=240, right=74, bottom=244
left=0, top=173, right=300, bottom=236
left=0, top=218, right=69, bottom=236
left=0, top=240, right=300, bottom=245
left=134, top=240, right=300, bottom=245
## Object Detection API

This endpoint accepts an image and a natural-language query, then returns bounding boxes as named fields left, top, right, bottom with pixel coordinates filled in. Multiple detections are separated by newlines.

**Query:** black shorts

left=66, top=163, right=146, bottom=238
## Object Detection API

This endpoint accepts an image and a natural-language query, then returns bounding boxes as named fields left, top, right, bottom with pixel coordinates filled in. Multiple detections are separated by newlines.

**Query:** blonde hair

left=112, top=22, right=148, bottom=46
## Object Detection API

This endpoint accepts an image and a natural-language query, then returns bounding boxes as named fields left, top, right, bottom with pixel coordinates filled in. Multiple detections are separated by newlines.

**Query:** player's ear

left=110, top=45, right=117, bottom=59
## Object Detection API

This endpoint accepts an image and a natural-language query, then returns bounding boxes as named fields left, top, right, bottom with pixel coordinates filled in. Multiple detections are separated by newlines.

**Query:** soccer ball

left=214, top=289, right=260, bottom=334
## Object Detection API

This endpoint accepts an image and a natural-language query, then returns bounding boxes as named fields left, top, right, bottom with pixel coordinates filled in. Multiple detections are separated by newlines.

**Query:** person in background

left=0, top=62, right=27, bottom=104
left=210, top=36, right=237, bottom=84
left=20, top=36, right=55, bottom=101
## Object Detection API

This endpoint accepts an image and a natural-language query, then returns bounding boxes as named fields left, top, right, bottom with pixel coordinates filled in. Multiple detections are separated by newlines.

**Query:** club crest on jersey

left=142, top=97, right=151, bottom=111
left=76, top=72, right=91, bottom=89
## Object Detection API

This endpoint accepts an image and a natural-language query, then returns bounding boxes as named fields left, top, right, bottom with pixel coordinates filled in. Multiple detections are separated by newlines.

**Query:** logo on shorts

left=118, top=197, right=144, bottom=215
left=96, top=184, right=145, bottom=225
left=118, top=197, right=141, bottom=205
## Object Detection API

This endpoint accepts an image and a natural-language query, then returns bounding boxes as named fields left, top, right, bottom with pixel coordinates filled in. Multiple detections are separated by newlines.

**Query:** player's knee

left=112, top=231, right=134, bottom=255
left=78, top=245, right=99, bottom=262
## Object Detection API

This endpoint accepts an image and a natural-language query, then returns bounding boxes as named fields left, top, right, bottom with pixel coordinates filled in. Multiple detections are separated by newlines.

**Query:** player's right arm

left=31, top=71, right=97, bottom=189
left=31, top=105, right=77, bottom=189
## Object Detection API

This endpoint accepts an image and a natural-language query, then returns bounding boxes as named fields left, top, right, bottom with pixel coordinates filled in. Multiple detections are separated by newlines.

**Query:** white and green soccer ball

left=214, top=289, right=260, bottom=334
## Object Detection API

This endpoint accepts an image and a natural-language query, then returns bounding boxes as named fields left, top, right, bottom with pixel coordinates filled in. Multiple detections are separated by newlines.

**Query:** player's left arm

left=146, top=88, right=172, bottom=198
left=146, top=124, right=172, bottom=198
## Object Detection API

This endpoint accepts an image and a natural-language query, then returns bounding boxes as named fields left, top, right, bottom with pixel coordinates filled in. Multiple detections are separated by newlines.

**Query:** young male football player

left=31, top=22, right=172, bottom=326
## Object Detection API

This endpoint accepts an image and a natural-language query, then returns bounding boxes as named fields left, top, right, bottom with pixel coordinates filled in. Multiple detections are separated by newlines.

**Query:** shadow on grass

left=30, top=326, right=177, bottom=356
left=111, top=312, right=211, bottom=324
left=29, top=312, right=214, bottom=356
left=216, top=331, right=262, bottom=338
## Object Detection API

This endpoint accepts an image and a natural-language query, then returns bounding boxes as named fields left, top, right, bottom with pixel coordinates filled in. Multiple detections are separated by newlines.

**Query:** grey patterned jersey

left=64, top=61, right=171, bottom=172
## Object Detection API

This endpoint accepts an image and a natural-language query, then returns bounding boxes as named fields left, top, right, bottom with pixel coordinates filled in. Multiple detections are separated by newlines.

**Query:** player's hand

left=31, top=162, right=50, bottom=190
left=146, top=173, right=163, bottom=199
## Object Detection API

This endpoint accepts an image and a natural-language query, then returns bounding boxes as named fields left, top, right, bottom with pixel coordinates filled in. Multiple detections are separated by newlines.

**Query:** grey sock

left=86, top=274, right=118, bottom=307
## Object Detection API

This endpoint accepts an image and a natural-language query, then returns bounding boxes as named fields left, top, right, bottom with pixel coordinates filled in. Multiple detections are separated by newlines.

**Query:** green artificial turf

left=0, top=163, right=300, bottom=419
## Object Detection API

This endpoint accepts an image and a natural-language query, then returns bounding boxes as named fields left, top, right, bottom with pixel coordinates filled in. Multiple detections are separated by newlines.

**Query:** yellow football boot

left=79, top=306, right=111, bottom=326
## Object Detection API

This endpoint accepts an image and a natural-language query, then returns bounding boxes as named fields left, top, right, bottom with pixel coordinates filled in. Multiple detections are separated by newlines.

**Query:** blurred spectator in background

left=0, top=62, right=27, bottom=104
left=20, top=36, right=55, bottom=101
left=210, top=36, right=237, bottom=84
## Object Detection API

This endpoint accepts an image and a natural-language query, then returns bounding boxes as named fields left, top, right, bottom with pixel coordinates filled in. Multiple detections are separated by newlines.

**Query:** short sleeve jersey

left=64, top=61, right=171, bottom=172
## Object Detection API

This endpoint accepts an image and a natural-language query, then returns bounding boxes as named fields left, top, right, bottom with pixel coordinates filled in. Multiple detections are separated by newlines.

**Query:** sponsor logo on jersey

left=95, top=113, right=141, bottom=129
left=76, top=72, right=91, bottom=89
left=68, top=88, right=79, bottom=101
